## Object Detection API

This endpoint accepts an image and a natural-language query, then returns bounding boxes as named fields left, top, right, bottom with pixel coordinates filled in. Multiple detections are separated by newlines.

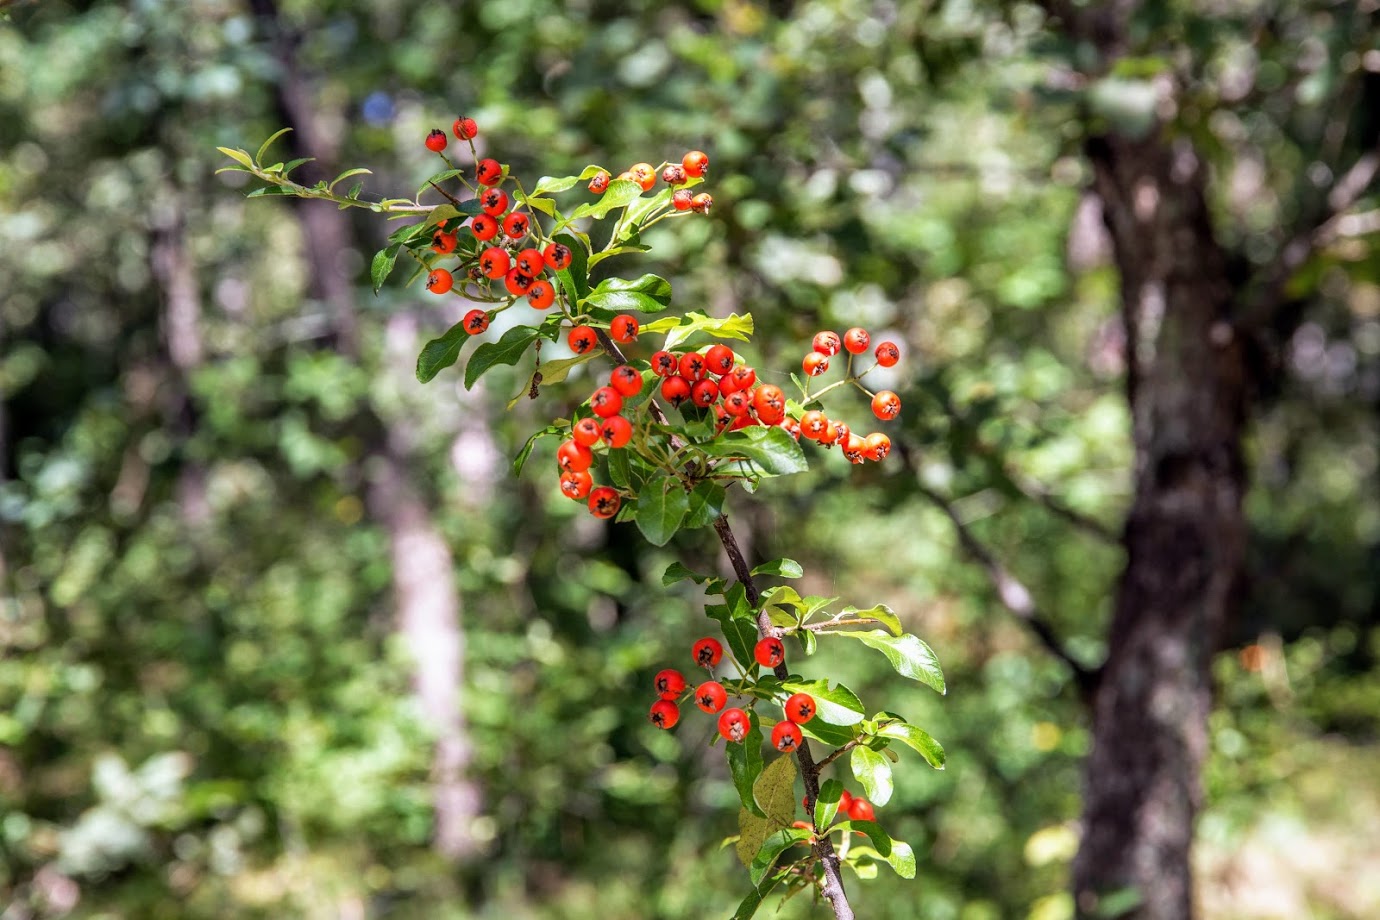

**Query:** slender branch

left=899, top=444, right=1098, bottom=696
left=815, top=741, right=861, bottom=771
left=712, top=515, right=856, bottom=920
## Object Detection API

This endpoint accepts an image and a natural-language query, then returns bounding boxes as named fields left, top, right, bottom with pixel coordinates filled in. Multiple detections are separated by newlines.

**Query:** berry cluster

left=794, top=326, right=903, bottom=464
left=587, top=150, right=713, bottom=214
left=647, top=635, right=818, bottom=755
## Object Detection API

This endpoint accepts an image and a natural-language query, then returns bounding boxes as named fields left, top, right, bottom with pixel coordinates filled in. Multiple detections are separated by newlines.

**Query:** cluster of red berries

left=648, top=344, right=791, bottom=431
left=647, top=635, right=815, bottom=754
left=588, top=150, right=713, bottom=214
left=796, top=326, right=903, bottom=464
left=553, top=362, right=651, bottom=519
left=793, top=788, right=876, bottom=833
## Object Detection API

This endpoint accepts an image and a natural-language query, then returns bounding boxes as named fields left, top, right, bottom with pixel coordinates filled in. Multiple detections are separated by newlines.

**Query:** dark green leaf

left=708, top=607, right=759, bottom=672
left=683, top=481, right=725, bottom=530
left=727, top=712, right=765, bottom=819
left=512, top=424, right=563, bottom=477
left=634, top=482, right=689, bottom=546
left=553, top=232, right=589, bottom=306
left=813, top=778, right=843, bottom=829
left=749, top=828, right=809, bottom=886
left=799, top=718, right=858, bottom=748
left=607, top=447, right=631, bottom=489
left=245, top=185, right=295, bottom=198
left=584, top=290, right=671, bottom=315
left=876, top=721, right=946, bottom=769
left=587, top=273, right=672, bottom=306
left=464, top=326, right=539, bottom=390
left=780, top=679, right=865, bottom=726
left=701, top=426, right=808, bottom=477
left=850, top=745, right=893, bottom=806
left=371, top=244, right=401, bottom=294
left=663, top=562, right=711, bottom=586
left=415, top=320, right=471, bottom=383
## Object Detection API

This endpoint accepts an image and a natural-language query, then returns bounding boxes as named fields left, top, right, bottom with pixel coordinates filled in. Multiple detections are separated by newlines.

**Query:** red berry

left=672, top=189, right=694, bottom=211
left=722, top=390, right=752, bottom=417
left=559, top=470, right=592, bottom=500
left=527, top=279, right=555, bottom=310
left=691, top=193, right=713, bottom=214
left=772, top=721, right=803, bottom=752
left=425, top=129, right=447, bottom=153
left=752, top=385, right=786, bottom=423
left=650, top=351, right=677, bottom=377
left=848, top=797, right=875, bottom=823
left=480, top=187, right=508, bottom=216
left=588, top=486, right=621, bottom=519
left=726, top=365, right=756, bottom=391
left=557, top=439, right=593, bottom=473
left=568, top=326, right=599, bottom=355
left=784, top=693, right=817, bottom=724
left=503, top=212, right=531, bottom=240
left=660, top=375, right=692, bottom=407
left=839, top=790, right=854, bottom=814
left=589, top=386, right=623, bottom=419
left=692, top=637, right=723, bottom=669
left=682, top=150, right=709, bottom=178
left=476, top=158, right=503, bottom=186
left=754, top=637, right=785, bottom=669
left=661, top=164, right=688, bottom=185
left=864, top=432, right=891, bottom=461
left=543, top=242, right=573, bottom=271
left=610, top=315, right=639, bottom=343
left=470, top=214, right=499, bottom=241
left=571, top=417, right=602, bottom=447
left=431, top=229, right=458, bottom=254
left=780, top=417, right=802, bottom=440
left=452, top=116, right=478, bottom=141
left=463, top=309, right=490, bottom=334
left=803, top=352, right=829, bottom=377
left=425, top=268, right=454, bottom=295
left=654, top=668, right=686, bottom=700
left=690, top=378, right=720, bottom=408
left=678, top=351, right=707, bottom=381
left=609, top=364, right=643, bottom=398
left=649, top=699, right=680, bottom=730
left=843, top=327, right=870, bottom=354
left=479, top=247, right=510, bottom=280
left=874, top=341, right=900, bottom=367
left=504, top=268, right=534, bottom=297
left=516, top=248, right=545, bottom=277
left=813, top=331, right=842, bottom=356
left=718, top=707, right=749, bottom=743
left=695, top=681, right=728, bottom=714
left=588, top=170, right=610, bottom=194
left=704, top=344, right=735, bottom=376
left=600, top=415, right=632, bottom=449
left=871, top=390, right=901, bottom=421
left=818, top=420, right=841, bottom=446
left=843, top=434, right=867, bottom=464
left=731, top=413, right=758, bottom=431
left=629, top=162, right=656, bottom=192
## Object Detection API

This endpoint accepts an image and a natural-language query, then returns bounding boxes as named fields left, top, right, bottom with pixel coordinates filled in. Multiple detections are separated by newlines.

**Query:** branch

left=899, top=444, right=1099, bottom=697
left=713, top=515, right=857, bottom=920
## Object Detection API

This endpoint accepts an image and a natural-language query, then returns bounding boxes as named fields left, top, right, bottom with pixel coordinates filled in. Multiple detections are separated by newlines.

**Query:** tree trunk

left=1071, top=133, right=1249, bottom=919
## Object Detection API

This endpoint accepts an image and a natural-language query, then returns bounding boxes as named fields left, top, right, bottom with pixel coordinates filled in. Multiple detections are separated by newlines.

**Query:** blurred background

left=1, top=1, right=1377, bottom=918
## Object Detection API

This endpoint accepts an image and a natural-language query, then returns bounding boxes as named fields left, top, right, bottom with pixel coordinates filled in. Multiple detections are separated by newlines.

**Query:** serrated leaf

left=568, top=178, right=643, bottom=220
left=532, top=174, right=580, bottom=195
left=683, top=480, right=725, bottom=530
left=415, top=320, right=472, bottom=383
left=749, top=828, right=810, bottom=885
left=728, top=712, right=766, bottom=819
left=701, top=426, right=808, bottom=477
left=635, top=482, right=689, bottom=546
left=751, top=558, right=804, bottom=579
left=371, top=244, right=401, bottom=294
left=217, top=146, right=254, bottom=169
left=254, top=128, right=293, bottom=164
left=814, top=778, right=844, bottom=829
left=876, top=722, right=946, bottom=769
left=663, top=561, right=711, bottom=586
left=781, top=679, right=865, bottom=726
left=850, top=746, right=893, bottom=806
left=512, top=424, right=563, bottom=477
left=464, top=326, right=539, bottom=390
left=328, top=167, right=372, bottom=192
left=829, top=631, right=945, bottom=693
left=753, top=751, right=798, bottom=826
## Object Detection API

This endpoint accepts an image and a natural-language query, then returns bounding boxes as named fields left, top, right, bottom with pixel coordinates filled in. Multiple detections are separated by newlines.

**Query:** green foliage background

left=2, top=1, right=1377, bottom=918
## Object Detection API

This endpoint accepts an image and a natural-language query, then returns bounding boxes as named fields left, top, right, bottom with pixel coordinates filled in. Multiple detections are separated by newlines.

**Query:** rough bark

left=1071, top=132, right=1249, bottom=920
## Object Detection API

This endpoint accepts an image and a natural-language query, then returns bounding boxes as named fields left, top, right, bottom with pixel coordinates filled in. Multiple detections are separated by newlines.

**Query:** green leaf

left=328, top=167, right=372, bottom=192
left=701, top=426, right=808, bottom=477
left=754, top=749, right=798, bottom=823
left=245, top=184, right=295, bottom=198
left=507, top=352, right=600, bottom=409
left=751, top=558, right=803, bottom=579
left=663, top=562, right=711, bottom=586
left=838, top=603, right=904, bottom=637
left=876, top=722, right=946, bottom=770
left=799, top=718, right=858, bottom=748
left=683, top=480, right=725, bottom=530
left=464, top=326, right=539, bottom=390
left=218, top=146, right=254, bottom=169
left=607, top=448, right=631, bottom=489
left=532, top=174, right=579, bottom=196
left=588, top=273, right=672, bottom=306
left=850, top=746, right=893, bottom=806
left=634, top=482, right=689, bottom=546
left=567, top=178, right=643, bottom=220
left=830, top=631, right=945, bottom=693
left=254, top=128, right=293, bottom=164
left=749, top=828, right=810, bottom=885
left=416, top=320, right=472, bottom=383
left=512, top=424, right=563, bottom=477
left=553, top=232, right=589, bottom=306
left=781, top=679, right=865, bottom=726
left=641, top=311, right=755, bottom=350
left=728, top=712, right=766, bottom=819
left=730, top=871, right=789, bottom=920
left=843, top=820, right=916, bottom=879
left=370, top=244, right=401, bottom=294
left=707, top=606, right=760, bottom=672
left=813, top=778, right=843, bottom=830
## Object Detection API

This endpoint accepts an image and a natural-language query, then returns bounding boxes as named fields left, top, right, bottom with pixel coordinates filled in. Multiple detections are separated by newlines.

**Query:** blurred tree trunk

left=1071, top=131, right=1249, bottom=920
left=249, top=0, right=481, bottom=860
